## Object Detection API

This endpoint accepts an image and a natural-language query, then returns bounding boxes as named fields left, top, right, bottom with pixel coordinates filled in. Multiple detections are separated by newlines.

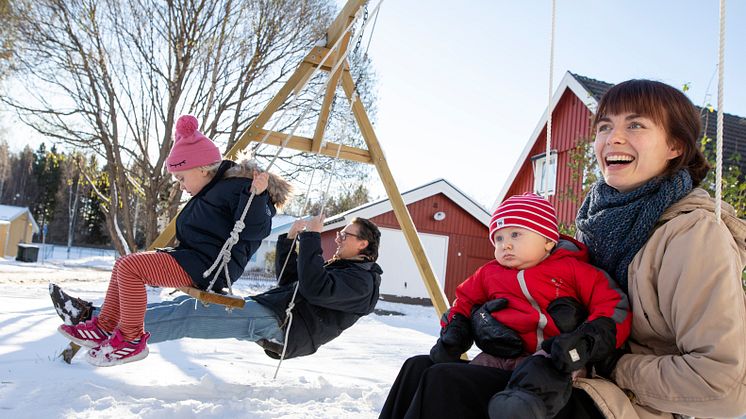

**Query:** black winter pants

left=379, top=355, right=604, bottom=419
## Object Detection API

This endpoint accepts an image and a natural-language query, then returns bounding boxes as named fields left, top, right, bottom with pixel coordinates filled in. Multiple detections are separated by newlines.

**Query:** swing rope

left=274, top=157, right=325, bottom=286
left=201, top=1, right=384, bottom=294
left=715, top=0, right=726, bottom=223
left=270, top=4, right=380, bottom=376
left=273, top=139, right=347, bottom=379
left=543, top=0, right=556, bottom=199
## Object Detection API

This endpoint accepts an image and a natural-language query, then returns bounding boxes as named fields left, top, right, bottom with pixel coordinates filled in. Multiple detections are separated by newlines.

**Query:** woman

left=379, top=79, right=746, bottom=418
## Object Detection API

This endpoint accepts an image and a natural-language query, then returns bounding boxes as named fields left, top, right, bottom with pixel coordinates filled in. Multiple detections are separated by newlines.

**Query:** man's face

left=333, top=223, right=368, bottom=259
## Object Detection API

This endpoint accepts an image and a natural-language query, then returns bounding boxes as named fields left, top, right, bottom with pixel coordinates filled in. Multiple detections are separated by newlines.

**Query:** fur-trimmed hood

left=224, top=159, right=292, bottom=208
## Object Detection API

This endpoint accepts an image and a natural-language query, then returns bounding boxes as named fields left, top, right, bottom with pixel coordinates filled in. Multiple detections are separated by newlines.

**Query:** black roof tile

left=571, top=72, right=746, bottom=165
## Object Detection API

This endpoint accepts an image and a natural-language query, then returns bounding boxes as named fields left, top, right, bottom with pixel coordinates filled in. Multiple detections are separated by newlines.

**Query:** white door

left=377, top=227, right=448, bottom=299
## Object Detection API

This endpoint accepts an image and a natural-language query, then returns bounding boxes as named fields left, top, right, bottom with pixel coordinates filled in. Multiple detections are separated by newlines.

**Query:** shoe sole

left=85, top=346, right=149, bottom=367
left=49, top=283, right=92, bottom=325
left=57, top=325, right=105, bottom=349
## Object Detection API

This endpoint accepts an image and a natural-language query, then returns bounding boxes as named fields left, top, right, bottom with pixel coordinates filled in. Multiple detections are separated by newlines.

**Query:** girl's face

left=493, top=227, right=555, bottom=270
left=172, top=167, right=212, bottom=196
left=594, top=112, right=682, bottom=192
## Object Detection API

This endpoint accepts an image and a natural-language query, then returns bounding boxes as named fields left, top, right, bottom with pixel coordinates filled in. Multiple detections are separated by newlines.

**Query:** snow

left=0, top=254, right=456, bottom=418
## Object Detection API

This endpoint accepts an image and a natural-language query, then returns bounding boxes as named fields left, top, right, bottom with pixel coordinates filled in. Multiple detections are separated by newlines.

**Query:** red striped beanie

left=489, top=193, right=559, bottom=246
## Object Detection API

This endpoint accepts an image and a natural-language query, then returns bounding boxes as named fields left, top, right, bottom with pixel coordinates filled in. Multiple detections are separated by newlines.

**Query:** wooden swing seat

left=178, top=286, right=246, bottom=309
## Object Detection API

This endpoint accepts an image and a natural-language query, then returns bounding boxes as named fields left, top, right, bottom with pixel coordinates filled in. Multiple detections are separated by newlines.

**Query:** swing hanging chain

left=715, top=0, right=725, bottom=223
left=201, top=1, right=385, bottom=294
left=543, top=0, right=556, bottom=200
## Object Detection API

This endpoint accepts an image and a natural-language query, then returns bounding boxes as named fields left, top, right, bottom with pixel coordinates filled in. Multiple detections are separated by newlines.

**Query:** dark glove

left=592, top=342, right=629, bottom=379
left=542, top=316, right=616, bottom=373
left=471, top=298, right=524, bottom=358
left=430, top=312, right=473, bottom=363
left=546, top=296, right=588, bottom=333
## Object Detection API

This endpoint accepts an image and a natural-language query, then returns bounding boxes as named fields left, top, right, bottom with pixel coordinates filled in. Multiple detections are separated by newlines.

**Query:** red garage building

left=315, top=179, right=492, bottom=304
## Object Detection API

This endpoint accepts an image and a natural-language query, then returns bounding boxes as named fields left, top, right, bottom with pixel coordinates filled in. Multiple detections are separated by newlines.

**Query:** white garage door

left=377, top=227, right=448, bottom=300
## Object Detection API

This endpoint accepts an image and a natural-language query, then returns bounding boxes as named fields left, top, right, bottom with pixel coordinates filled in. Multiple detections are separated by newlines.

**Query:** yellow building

left=0, top=205, right=40, bottom=258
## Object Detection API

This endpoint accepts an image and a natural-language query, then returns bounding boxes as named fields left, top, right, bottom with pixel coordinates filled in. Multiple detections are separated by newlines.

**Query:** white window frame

left=531, top=151, right=557, bottom=196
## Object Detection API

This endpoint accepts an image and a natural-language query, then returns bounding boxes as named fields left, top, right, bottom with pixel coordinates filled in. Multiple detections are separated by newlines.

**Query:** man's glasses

left=336, top=231, right=361, bottom=241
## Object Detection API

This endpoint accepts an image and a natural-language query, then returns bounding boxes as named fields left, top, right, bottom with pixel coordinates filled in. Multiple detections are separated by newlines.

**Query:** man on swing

left=51, top=214, right=383, bottom=361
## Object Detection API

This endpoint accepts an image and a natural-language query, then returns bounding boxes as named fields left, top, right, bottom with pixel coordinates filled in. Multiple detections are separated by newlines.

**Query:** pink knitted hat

left=166, top=115, right=222, bottom=173
left=489, top=193, right=559, bottom=246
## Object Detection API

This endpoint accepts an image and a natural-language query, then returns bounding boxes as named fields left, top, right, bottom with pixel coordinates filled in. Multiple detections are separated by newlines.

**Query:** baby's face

left=492, top=226, right=555, bottom=270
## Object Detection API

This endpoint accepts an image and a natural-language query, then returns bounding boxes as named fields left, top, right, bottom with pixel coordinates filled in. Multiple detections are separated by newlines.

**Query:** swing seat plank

left=178, top=287, right=246, bottom=309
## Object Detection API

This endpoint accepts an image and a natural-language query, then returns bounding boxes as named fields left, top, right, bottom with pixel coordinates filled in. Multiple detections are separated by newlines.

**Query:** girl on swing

left=380, top=79, right=746, bottom=418
left=58, top=114, right=291, bottom=367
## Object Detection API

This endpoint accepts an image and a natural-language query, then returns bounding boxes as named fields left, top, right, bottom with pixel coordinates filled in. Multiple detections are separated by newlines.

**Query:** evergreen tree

left=31, top=143, right=62, bottom=238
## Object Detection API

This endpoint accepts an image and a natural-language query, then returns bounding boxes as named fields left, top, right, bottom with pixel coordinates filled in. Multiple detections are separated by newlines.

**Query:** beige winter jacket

left=575, top=188, right=746, bottom=419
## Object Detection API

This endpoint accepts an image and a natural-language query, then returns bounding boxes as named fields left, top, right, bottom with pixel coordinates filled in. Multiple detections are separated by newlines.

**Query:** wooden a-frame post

left=149, top=0, right=449, bottom=317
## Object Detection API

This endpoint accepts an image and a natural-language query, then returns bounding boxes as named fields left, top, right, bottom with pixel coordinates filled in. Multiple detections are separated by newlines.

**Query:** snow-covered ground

left=0, top=255, right=466, bottom=418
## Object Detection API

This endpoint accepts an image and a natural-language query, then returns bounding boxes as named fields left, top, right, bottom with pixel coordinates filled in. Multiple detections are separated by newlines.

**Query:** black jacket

left=167, top=160, right=275, bottom=291
left=252, top=231, right=382, bottom=359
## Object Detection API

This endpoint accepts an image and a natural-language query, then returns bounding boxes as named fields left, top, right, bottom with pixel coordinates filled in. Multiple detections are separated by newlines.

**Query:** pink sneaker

left=58, top=317, right=110, bottom=348
left=86, top=329, right=150, bottom=367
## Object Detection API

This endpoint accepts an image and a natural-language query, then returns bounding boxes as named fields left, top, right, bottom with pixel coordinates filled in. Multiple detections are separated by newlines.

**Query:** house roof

left=0, top=205, right=40, bottom=234
left=573, top=71, right=746, bottom=162
left=493, top=71, right=598, bottom=209
left=274, top=178, right=491, bottom=235
left=493, top=71, right=746, bottom=210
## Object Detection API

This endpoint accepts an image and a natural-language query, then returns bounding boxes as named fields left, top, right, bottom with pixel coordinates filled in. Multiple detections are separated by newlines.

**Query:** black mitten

left=545, top=316, right=616, bottom=373
left=546, top=296, right=588, bottom=333
left=429, top=312, right=473, bottom=363
left=471, top=298, right=524, bottom=358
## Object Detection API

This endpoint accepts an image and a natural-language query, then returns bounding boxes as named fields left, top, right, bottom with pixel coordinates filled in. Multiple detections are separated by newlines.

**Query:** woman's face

left=594, top=112, right=681, bottom=192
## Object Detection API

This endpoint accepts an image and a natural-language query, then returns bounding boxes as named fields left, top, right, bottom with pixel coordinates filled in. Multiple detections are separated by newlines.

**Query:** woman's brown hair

left=593, top=79, right=710, bottom=186
left=351, top=217, right=381, bottom=261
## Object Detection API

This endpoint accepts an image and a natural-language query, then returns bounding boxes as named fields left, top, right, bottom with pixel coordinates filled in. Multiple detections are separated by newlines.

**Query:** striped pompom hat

left=489, top=193, right=559, bottom=246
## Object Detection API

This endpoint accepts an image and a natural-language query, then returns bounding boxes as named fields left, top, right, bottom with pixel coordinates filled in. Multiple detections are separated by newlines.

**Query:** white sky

left=2, top=1, right=744, bottom=210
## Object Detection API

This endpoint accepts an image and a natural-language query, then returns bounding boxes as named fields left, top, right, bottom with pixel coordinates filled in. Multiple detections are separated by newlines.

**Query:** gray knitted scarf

left=575, top=170, right=693, bottom=294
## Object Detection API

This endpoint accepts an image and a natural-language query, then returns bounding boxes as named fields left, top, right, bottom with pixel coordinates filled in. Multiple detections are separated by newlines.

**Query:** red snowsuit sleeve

left=572, top=260, right=631, bottom=348
left=445, top=263, right=492, bottom=326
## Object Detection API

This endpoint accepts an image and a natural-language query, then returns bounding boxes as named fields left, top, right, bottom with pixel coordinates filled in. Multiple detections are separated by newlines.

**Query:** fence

left=35, top=244, right=118, bottom=261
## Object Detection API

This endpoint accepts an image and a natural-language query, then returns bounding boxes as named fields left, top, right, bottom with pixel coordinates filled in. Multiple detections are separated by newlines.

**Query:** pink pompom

left=175, top=115, right=198, bottom=136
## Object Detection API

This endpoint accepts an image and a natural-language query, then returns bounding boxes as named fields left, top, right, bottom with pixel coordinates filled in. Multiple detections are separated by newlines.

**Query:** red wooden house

left=276, top=179, right=492, bottom=304
left=493, top=71, right=746, bottom=226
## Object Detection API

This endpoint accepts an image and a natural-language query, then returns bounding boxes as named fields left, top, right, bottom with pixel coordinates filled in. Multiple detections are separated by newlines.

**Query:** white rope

left=543, top=0, right=556, bottom=199
left=251, top=6, right=366, bottom=159
left=273, top=101, right=353, bottom=380
left=715, top=0, right=726, bottom=223
left=201, top=1, right=384, bottom=293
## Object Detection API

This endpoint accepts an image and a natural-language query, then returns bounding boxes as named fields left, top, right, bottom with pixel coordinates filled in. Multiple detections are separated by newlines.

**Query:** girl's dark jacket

left=252, top=231, right=382, bottom=359
left=165, top=160, right=291, bottom=291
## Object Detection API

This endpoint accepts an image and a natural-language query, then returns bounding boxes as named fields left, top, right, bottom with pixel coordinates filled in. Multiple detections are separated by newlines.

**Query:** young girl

left=58, top=114, right=291, bottom=367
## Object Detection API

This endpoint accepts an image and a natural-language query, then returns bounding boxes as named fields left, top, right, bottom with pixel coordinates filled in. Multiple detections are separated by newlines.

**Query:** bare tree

left=5, top=0, right=374, bottom=254
left=0, top=140, right=9, bottom=198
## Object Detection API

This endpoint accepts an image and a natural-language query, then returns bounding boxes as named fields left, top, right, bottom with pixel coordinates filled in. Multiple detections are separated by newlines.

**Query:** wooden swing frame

left=148, top=0, right=449, bottom=317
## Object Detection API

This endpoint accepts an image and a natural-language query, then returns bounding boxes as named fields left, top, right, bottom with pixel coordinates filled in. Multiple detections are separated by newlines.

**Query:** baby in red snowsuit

left=429, top=193, right=631, bottom=418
